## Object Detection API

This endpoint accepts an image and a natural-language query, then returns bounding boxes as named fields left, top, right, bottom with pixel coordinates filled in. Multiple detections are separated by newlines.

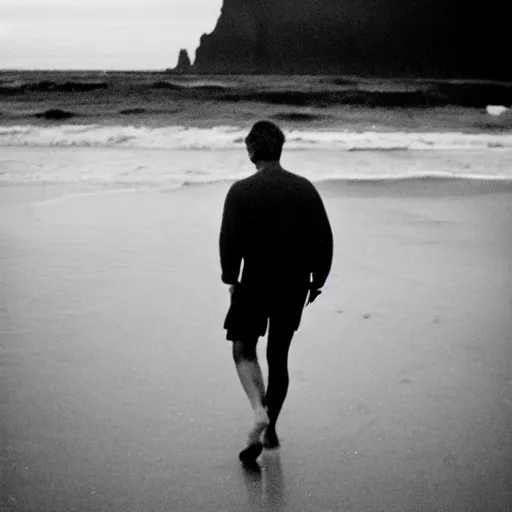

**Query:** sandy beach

left=1, top=175, right=512, bottom=512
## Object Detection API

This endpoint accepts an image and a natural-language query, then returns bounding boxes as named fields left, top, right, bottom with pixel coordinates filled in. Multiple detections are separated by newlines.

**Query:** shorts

left=224, top=282, right=309, bottom=342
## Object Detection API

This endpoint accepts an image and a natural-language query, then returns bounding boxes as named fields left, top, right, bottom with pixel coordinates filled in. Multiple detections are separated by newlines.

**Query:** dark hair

left=245, top=121, right=286, bottom=161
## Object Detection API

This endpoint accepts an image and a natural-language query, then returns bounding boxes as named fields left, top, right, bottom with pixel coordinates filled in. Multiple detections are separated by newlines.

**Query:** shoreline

left=2, top=171, right=512, bottom=203
left=2, top=146, right=512, bottom=187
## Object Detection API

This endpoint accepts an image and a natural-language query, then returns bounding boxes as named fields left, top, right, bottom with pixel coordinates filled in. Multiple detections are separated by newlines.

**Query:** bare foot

left=247, top=406, right=269, bottom=445
left=263, top=427, right=280, bottom=450
left=239, top=442, right=263, bottom=468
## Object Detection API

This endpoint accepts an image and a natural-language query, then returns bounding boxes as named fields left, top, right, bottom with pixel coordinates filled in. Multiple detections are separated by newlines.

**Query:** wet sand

left=1, top=179, right=511, bottom=512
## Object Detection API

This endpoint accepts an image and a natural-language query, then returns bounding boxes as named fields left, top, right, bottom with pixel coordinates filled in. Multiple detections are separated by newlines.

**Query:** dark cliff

left=193, top=0, right=509, bottom=79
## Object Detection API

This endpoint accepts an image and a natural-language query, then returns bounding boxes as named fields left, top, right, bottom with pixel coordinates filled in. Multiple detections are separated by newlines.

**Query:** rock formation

left=192, top=0, right=509, bottom=79
left=170, top=49, right=192, bottom=74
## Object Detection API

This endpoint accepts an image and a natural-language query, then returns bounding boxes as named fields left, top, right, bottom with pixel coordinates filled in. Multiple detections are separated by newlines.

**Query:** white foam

left=2, top=141, right=511, bottom=187
left=487, top=105, right=509, bottom=116
left=1, top=124, right=512, bottom=151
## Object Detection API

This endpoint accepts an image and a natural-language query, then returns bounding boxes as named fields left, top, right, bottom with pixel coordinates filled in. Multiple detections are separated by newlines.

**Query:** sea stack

left=171, top=49, right=192, bottom=74
left=192, top=0, right=509, bottom=79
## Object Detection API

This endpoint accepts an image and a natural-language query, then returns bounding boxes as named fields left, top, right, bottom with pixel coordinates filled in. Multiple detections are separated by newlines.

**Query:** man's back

left=220, top=165, right=333, bottom=292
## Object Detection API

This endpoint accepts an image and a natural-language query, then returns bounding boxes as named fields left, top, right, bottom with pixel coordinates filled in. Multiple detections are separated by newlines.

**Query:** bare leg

left=233, top=340, right=266, bottom=411
left=233, top=340, right=269, bottom=451
left=263, top=325, right=294, bottom=449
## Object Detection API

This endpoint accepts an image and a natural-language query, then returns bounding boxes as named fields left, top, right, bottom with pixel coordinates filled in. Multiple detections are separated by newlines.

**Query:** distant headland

left=169, top=0, right=509, bottom=80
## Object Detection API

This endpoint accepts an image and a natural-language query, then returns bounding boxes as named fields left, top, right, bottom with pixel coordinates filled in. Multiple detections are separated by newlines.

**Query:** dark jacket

left=219, top=166, right=333, bottom=292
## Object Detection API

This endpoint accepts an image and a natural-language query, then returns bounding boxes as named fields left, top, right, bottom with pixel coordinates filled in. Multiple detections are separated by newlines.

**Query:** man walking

left=219, top=121, right=333, bottom=465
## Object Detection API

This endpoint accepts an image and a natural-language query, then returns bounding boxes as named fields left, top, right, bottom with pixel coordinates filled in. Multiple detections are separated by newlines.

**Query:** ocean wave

left=218, top=83, right=512, bottom=108
left=0, top=80, right=108, bottom=94
left=271, top=112, right=327, bottom=122
left=1, top=124, right=512, bottom=151
left=151, top=81, right=185, bottom=91
left=151, top=80, right=230, bottom=93
left=118, top=108, right=150, bottom=115
left=220, top=90, right=431, bottom=107
left=34, top=109, right=77, bottom=120
left=2, top=72, right=510, bottom=108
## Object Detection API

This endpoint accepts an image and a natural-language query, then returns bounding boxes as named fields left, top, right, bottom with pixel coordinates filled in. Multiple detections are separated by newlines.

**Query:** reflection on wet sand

left=241, top=451, right=286, bottom=511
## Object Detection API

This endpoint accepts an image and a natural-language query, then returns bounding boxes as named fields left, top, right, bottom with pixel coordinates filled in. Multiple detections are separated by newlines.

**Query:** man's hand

left=229, top=283, right=239, bottom=299
left=306, top=288, right=322, bottom=306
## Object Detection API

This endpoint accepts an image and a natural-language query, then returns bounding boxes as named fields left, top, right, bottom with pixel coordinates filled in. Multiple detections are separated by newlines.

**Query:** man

left=219, top=121, right=333, bottom=466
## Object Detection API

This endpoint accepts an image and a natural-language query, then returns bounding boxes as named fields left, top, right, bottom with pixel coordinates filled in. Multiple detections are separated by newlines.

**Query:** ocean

left=1, top=71, right=511, bottom=186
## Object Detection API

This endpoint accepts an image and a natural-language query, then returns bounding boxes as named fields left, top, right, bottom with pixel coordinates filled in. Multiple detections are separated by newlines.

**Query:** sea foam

left=1, top=124, right=512, bottom=151
left=1, top=137, right=511, bottom=186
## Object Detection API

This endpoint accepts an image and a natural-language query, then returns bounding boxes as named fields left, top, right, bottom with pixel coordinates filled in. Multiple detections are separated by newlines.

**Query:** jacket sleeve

left=310, top=188, right=333, bottom=290
left=219, top=185, right=243, bottom=285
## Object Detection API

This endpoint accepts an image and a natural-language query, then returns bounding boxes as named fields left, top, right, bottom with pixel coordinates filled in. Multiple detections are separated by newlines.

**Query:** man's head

left=245, top=121, right=286, bottom=164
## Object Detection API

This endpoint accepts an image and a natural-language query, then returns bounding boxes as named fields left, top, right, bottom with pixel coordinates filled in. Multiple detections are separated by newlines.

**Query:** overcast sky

left=0, top=0, right=223, bottom=70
